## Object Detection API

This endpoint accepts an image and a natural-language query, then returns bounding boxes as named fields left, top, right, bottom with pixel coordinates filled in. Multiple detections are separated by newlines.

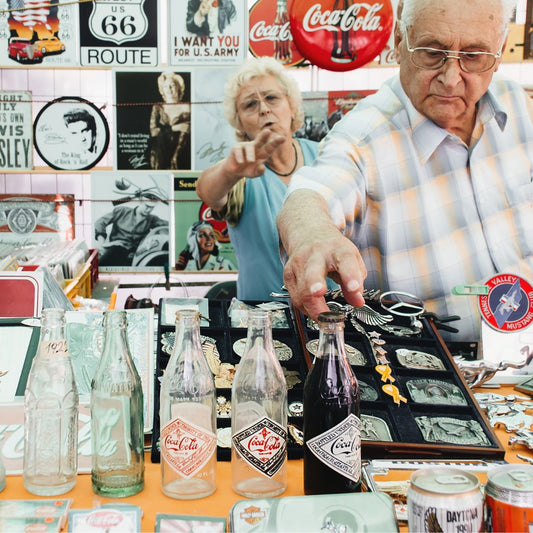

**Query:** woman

left=176, top=220, right=236, bottom=271
left=196, top=56, right=330, bottom=300
left=148, top=72, right=191, bottom=170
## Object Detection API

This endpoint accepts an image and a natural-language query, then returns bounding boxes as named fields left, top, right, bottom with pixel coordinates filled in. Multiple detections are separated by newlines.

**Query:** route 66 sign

left=88, top=0, right=148, bottom=44
left=79, top=0, right=158, bottom=66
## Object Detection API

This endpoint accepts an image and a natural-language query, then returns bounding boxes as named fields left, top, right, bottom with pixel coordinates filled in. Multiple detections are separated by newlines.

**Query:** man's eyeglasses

left=405, top=31, right=504, bottom=73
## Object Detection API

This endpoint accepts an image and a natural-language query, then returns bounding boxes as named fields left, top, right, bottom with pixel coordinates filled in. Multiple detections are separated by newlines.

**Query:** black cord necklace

left=265, top=142, right=298, bottom=177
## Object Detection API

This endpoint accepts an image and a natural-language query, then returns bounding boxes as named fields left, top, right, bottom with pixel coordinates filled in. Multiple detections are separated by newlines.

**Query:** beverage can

left=485, top=464, right=533, bottom=532
left=407, top=468, right=484, bottom=532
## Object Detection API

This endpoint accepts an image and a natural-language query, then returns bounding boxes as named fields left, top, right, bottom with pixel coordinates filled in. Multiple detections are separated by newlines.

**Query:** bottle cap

left=317, top=311, right=345, bottom=323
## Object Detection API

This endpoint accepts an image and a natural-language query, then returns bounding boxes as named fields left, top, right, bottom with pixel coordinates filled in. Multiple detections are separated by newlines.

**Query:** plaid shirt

left=288, top=75, right=533, bottom=341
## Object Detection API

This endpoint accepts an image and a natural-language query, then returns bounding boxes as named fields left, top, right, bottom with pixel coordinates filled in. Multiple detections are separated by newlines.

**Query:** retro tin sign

left=79, top=0, right=158, bottom=67
left=249, top=0, right=305, bottom=67
left=288, top=0, right=394, bottom=72
left=478, top=274, right=533, bottom=332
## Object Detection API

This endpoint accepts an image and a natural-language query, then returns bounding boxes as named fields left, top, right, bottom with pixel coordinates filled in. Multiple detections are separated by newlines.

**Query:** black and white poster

left=169, top=0, right=247, bottom=66
left=33, top=96, right=109, bottom=171
left=114, top=70, right=191, bottom=171
left=0, top=90, right=32, bottom=170
left=79, top=0, right=158, bottom=67
left=91, top=171, right=174, bottom=272
left=0, top=0, right=78, bottom=67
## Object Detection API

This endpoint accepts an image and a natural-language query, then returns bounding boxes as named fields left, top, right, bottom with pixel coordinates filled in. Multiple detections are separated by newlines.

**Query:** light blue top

left=228, top=138, right=319, bottom=301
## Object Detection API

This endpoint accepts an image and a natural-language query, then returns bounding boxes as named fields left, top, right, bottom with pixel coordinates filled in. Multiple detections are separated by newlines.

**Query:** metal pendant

left=306, top=339, right=366, bottom=366
left=396, top=348, right=445, bottom=370
left=361, top=414, right=393, bottom=441
left=415, top=416, right=491, bottom=446
left=406, top=378, right=467, bottom=405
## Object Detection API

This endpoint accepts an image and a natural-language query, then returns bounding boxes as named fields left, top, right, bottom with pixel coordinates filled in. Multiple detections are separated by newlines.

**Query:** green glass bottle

left=91, top=310, right=144, bottom=497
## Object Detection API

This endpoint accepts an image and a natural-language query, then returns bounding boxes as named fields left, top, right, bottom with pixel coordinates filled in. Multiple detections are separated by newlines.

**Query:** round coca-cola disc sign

left=289, top=0, right=394, bottom=72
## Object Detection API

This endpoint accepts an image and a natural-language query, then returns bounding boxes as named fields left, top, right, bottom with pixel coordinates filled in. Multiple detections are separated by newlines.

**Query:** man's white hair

left=399, top=0, right=516, bottom=35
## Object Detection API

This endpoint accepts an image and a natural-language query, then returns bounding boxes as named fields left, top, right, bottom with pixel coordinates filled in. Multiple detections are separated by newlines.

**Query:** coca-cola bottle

left=159, top=309, right=217, bottom=499
left=331, top=0, right=356, bottom=63
left=23, top=308, right=79, bottom=496
left=273, top=0, right=292, bottom=64
left=303, top=311, right=361, bottom=494
left=231, top=309, right=287, bottom=498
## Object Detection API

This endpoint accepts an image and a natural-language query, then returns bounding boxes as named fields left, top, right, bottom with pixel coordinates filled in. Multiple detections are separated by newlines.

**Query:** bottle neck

left=38, top=308, right=68, bottom=358
left=316, top=321, right=347, bottom=360
left=100, top=310, right=130, bottom=362
left=173, top=311, right=203, bottom=357
left=244, top=310, right=274, bottom=357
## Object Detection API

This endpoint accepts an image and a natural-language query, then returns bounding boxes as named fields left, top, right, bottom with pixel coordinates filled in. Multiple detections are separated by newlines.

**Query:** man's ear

left=393, top=22, right=403, bottom=63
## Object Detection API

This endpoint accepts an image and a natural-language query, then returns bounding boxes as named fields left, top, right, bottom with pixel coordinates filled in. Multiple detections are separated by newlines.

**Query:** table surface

left=1, top=386, right=529, bottom=532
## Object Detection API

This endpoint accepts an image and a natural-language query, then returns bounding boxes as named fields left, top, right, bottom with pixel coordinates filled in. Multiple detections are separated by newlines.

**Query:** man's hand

left=278, top=190, right=367, bottom=321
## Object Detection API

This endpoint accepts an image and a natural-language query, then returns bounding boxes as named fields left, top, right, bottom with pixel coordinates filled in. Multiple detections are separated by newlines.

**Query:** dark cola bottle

left=331, top=0, right=357, bottom=63
left=303, top=311, right=361, bottom=494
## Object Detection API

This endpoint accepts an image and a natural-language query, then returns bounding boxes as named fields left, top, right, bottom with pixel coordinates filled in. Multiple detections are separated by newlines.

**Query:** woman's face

left=161, top=77, right=181, bottom=103
left=236, top=74, right=294, bottom=141
left=197, top=225, right=216, bottom=253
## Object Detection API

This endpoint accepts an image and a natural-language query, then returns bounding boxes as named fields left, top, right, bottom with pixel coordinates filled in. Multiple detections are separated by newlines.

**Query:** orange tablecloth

left=1, top=386, right=529, bottom=531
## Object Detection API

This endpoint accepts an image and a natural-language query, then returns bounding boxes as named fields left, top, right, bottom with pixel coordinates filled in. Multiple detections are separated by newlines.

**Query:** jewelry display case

left=151, top=295, right=505, bottom=463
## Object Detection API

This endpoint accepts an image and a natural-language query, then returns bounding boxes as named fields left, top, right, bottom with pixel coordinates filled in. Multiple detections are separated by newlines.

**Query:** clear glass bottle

left=91, top=310, right=144, bottom=497
left=231, top=309, right=287, bottom=498
left=303, top=311, right=361, bottom=495
left=23, top=308, right=79, bottom=496
left=160, top=309, right=217, bottom=499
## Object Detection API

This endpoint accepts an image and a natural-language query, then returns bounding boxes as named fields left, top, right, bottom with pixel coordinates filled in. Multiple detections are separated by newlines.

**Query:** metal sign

left=79, top=0, right=158, bottom=67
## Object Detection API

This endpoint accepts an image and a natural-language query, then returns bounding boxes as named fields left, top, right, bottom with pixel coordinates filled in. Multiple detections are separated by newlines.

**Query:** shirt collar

left=390, top=76, right=508, bottom=164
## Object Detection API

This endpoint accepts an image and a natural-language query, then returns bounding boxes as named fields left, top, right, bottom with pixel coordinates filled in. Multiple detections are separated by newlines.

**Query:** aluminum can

left=485, top=464, right=533, bottom=532
left=408, top=468, right=484, bottom=532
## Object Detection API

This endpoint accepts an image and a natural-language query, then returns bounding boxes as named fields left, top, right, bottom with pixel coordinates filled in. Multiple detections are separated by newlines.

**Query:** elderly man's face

left=395, top=0, right=504, bottom=140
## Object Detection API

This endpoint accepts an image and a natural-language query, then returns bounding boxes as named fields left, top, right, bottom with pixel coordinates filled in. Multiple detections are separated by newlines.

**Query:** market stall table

left=1, top=385, right=530, bottom=531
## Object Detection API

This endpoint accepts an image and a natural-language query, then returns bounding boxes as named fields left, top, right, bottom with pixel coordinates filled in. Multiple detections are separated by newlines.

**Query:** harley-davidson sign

left=289, top=0, right=394, bottom=71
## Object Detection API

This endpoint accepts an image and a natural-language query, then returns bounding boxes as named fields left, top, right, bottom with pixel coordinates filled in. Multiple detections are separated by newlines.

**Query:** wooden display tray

left=295, top=300, right=505, bottom=460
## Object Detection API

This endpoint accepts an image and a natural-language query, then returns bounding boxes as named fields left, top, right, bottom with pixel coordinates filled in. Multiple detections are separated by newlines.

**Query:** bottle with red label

left=231, top=308, right=287, bottom=497
left=160, top=309, right=217, bottom=499
left=273, top=0, right=292, bottom=64
left=303, top=311, right=361, bottom=494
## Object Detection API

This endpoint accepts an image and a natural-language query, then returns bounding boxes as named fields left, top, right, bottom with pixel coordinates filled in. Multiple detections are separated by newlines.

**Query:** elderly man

left=277, top=0, right=532, bottom=341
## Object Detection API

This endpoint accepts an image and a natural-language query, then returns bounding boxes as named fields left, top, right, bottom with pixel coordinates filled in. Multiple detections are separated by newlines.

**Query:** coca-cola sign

left=289, top=0, right=394, bottom=71
left=249, top=0, right=305, bottom=67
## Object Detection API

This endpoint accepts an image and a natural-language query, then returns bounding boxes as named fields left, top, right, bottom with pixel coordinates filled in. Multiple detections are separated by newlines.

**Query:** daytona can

left=408, top=468, right=484, bottom=532
left=485, top=464, right=533, bottom=532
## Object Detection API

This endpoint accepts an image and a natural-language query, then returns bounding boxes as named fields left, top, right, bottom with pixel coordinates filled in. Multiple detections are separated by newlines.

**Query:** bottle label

left=160, top=417, right=216, bottom=478
left=306, top=413, right=361, bottom=483
left=232, top=417, right=287, bottom=478
left=40, top=339, right=68, bottom=359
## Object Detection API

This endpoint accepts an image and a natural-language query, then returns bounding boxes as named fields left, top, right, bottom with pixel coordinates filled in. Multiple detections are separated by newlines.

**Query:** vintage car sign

left=249, top=0, right=305, bottom=67
left=289, top=0, right=394, bottom=71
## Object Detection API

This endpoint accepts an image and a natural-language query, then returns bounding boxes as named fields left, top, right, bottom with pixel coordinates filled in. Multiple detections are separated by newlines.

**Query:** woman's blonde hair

left=223, top=56, right=305, bottom=141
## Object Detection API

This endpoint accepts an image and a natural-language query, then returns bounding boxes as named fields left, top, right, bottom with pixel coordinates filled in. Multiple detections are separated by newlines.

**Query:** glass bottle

left=231, top=309, right=287, bottom=498
left=273, top=0, right=292, bottom=64
left=160, top=310, right=217, bottom=499
left=23, top=308, right=79, bottom=496
left=91, top=310, right=144, bottom=497
left=303, top=311, right=361, bottom=494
